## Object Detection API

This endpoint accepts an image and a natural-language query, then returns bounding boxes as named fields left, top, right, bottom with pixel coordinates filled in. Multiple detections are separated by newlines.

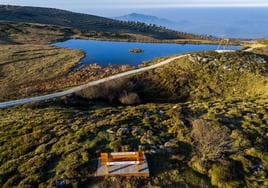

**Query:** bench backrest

left=100, top=151, right=144, bottom=165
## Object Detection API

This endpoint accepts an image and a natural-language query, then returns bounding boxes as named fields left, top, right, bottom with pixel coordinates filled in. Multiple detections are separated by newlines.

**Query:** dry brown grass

left=0, top=44, right=84, bottom=100
left=0, top=44, right=133, bottom=101
left=0, top=22, right=75, bottom=44
left=0, top=45, right=83, bottom=83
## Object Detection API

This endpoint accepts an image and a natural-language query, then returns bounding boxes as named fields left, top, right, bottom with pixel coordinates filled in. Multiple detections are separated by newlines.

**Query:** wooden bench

left=96, top=151, right=149, bottom=177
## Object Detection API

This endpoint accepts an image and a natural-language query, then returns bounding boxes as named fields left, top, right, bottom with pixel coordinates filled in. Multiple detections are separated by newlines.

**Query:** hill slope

left=0, top=22, right=77, bottom=44
left=0, top=51, right=267, bottom=187
left=0, top=5, right=206, bottom=41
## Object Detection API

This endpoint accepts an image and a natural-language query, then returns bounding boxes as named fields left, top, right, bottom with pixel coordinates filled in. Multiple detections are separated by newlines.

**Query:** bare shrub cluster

left=191, top=119, right=232, bottom=162
left=77, top=77, right=140, bottom=105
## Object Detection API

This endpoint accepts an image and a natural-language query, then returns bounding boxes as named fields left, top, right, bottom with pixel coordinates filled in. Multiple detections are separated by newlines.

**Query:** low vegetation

left=0, top=21, right=223, bottom=46
left=78, top=51, right=268, bottom=103
left=0, top=22, right=169, bottom=45
left=0, top=22, right=76, bottom=45
left=0, top=45, right=82, bottom=100
left=0, top=45, right=83, bottom=82
left=252, top=41, right=268, bottom=56
left=0, top=49, right=267, bottom=187
left=0, top=45, right=132, bottom=101
left=259, top=39, right=268, bottom=46
left=147, top=51, right=268, bottom=100
left=0, top=96, right=267, bottom=187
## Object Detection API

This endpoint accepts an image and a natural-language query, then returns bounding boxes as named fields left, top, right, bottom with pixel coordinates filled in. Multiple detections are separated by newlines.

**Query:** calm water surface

left=54, top=39, right=241, bottom=66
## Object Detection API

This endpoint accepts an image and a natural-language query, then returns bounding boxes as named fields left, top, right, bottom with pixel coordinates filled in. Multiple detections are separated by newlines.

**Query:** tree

left=191, top=119, right=232, bottom=162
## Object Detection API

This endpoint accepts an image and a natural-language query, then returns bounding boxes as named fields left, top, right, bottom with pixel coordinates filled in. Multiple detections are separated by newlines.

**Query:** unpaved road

left=0, top=54, right=188, bottom=109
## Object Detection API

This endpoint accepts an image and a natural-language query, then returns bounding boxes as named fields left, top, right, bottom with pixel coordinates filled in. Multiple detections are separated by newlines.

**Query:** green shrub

left=109, top=139, right=122, bottom=152
left=209, top=162, right=243, bottom=188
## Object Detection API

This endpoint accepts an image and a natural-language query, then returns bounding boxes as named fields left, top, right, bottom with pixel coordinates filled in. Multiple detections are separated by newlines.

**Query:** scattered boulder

left=158, top=110, right=164, bottom=115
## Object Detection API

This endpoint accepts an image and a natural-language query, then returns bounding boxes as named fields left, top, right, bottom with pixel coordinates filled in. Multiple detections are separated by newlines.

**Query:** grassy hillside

left=0, top=45, right=133, bottom=101
left=140, top=51, right=268, bottom=101
left=0, top=22, right=76, bottom=44
left=0, top=95, right=267, bottom=187
left=0, top=5, right=211, bottom=42
left=0, top=50, right=267, bottom=187
left=259, top=39, right=268, bottom=45
left=3, top=47, right=266, bottom=103
left=0, top=21, right=163, bottom=45
left=78, top=51, right=268, bottom=103
left=252, top=40, right=268, bottom=56
left=0, top=45, right=83, bottom=101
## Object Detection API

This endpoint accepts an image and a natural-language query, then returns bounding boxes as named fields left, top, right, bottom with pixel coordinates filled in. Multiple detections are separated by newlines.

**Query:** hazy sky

left=2, top=0, right=268, bottom=17
left=2, top=0, right=268, bottom=8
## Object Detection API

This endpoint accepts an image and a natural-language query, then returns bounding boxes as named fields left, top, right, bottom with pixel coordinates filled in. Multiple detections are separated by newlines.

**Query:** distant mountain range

left=114, top=13, right=191, bottom=31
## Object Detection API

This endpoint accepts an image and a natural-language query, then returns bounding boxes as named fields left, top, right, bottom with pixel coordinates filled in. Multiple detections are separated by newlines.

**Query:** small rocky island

left=129, top=48, right=144, bottom=53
